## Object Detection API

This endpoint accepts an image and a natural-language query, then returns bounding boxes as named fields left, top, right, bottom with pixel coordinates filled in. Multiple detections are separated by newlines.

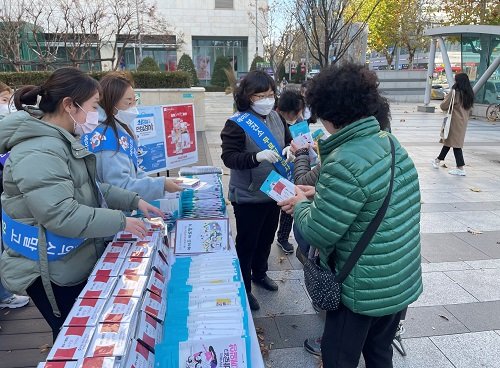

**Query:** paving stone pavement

left=205, top=100, right=500, bottom=368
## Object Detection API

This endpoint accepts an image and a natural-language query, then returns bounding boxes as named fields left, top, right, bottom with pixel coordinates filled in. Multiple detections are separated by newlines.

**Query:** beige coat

left=440, top=90, right=471, bottom=148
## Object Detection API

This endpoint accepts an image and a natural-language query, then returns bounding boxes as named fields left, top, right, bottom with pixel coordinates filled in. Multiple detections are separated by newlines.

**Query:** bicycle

left=486, top=102, right=500, bottom=122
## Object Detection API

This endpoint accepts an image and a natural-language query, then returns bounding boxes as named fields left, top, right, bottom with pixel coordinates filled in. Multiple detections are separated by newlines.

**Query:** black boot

left=247, top=292, right=260, bottom=311
left=252, top=275, right=278, bottom=291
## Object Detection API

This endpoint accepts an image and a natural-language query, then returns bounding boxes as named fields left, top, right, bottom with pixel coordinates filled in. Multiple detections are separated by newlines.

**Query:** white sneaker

left=448, top=168, right=466, bottom=176
left=0, top=294, right=30, bottom=309
left=431, top=159, right=440, bottom=169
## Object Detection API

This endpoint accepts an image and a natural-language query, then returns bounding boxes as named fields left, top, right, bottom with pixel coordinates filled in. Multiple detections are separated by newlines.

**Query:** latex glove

left=137, top=199, right=165, bottom=219
left=282, top=146, right=295, bottom=163
left=256, top=149, right=281, bottom=163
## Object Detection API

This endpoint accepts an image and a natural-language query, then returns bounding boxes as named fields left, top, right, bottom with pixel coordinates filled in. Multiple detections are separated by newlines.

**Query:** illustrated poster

left=174, top=218, right=229, bottom=255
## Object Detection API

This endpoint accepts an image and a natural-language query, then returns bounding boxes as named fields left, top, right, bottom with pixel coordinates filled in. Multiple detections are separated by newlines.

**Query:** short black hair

left=278, top=89, right=304, bottom=114
left=306, top=63, right=382, bottom=129
left=234, top=70, right=276, bottom=112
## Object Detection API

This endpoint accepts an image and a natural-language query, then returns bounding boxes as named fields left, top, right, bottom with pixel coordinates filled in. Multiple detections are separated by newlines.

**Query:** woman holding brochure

left=0, top=68, right=163, bottom=340
left=220, top=70, right=293, bottom=311
left=81, top=72, right=181, bottom=202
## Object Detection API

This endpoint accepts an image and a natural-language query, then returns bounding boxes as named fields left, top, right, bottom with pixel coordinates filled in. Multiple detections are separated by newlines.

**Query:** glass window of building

left=192, top=37, right=248, bottom=85
left=215, top=0, right=234, bottom=9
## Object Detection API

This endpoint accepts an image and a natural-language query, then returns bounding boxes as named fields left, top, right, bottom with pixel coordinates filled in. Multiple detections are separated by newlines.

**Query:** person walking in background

left=432, top=73, right=474, bottom=176
left=275, top=89, right=305, bottom=254
left=278, top=63, right=422, bottom=368
left=0, top=82, right=30, bottom=310
left=81, top=72, right=181, bottom=202
left=0, top=68, right=163, bottom=340
left=220, top=70, right=293, bottom=311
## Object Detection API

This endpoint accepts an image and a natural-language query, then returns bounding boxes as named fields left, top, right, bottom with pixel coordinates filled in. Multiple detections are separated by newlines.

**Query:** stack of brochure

left=156, top=253, right=249, bottom=368
left=178, top=166, right=226, bottom=218
left=38, top=218, right=169, bottom=368
left=289, top=121, right=318, bottom=165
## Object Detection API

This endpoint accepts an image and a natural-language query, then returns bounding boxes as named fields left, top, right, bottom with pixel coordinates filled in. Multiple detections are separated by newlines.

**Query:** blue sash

left=1, top=210, right=85, bottom=261
left=81, top=125, right=138, bottom=168
left=230, top=111, right=293, bottom=181
left=0, top=152, right=9, bottom=167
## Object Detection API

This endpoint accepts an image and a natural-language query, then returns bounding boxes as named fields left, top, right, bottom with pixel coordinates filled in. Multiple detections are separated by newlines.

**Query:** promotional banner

left=163, top=104, right=198, bottom=170
left=133, top=104, right=198, bottom=174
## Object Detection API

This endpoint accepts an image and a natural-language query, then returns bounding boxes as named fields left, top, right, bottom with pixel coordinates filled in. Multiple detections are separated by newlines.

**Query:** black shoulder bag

left=302, top=136, right=396, bottom=311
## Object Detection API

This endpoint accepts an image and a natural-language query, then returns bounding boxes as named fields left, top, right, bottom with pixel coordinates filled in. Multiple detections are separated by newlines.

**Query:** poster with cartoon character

left=174, top=218, right=229, bottom=255
left=163, top=104, right=198, bottom=170
left=179, top=337, right=247, bottom=368
left=134, top=106, right=167, bottom=175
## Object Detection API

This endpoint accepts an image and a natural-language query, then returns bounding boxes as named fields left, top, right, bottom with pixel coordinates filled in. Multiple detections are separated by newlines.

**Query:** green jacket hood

left=0, top=110, right=76, bottom=154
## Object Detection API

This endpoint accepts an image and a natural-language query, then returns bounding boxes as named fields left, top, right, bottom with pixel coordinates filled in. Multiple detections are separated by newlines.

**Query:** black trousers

left=438, top=145, right=465, bottom=167
left=277, top=210, right=293, bottom=243
left=26, top=277, right=86, bottom=341
left=321, top=304, right=403, bottom=368
left=232, top=201, right=280, bottom=292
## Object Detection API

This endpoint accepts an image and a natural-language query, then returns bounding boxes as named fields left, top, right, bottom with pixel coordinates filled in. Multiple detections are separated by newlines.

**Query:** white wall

left=156, top=0, right=265, bottom=62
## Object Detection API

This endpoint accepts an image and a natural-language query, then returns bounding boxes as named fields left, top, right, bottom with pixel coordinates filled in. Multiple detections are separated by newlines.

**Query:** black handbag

left=303, top=136, right=396, bottom=311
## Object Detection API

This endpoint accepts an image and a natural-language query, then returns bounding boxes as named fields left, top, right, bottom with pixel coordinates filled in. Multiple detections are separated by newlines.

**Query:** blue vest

left=81, top=125, right=138, bottom=168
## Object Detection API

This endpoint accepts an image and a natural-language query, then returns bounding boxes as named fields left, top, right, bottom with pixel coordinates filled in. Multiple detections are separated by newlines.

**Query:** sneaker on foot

left=0, top=294, right=29, bottom=309
left=277, top=240, right=294, bottom=254
left=304, top=337, right=322, bottom=356
left=431, top=159, right=440, bottom=169
left=448, top=168, right=466, bottom=176
left=247, top=292, right=260, bottom=311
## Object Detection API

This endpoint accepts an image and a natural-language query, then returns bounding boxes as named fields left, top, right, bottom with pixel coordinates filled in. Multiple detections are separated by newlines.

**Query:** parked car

left=431, top=85, right=446, bottom=100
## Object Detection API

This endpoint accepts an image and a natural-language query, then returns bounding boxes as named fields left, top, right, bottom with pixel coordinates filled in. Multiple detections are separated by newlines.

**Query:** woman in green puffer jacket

left=0, top=68, right=163, bottom=340
left=279, top=63, right=422, bottom=368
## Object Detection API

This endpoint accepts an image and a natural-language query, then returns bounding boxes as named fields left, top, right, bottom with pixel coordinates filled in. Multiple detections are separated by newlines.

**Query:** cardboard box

left=91, top=255, right=125, bottom=278
left=146, top=271, right=166, bottom=299
left=79, top=275, right=117, bottom=300
left=135, top=312, right=162, bottom=352
left=127, top=241, right=155, bottom=259
left=86, top=323, right=132, bottom=358
left=63, top=298, right=107, bottom=327
left=123, top=340, right=154, bottom=368
left=99, top=296, right=139, bottom=324
left=112, top=275, right=147, bottom=298
left=75, top=357, right=117, bottom=368
left=141, top=291, right=166, bottom=322
left=37, top=362, right=78, bottom=368
left=47, top=326, right=94, bottom=362
left=120, top=255, right=152, bottom=277
left=151, top=250, right=169, bottom=277
left=101, top=242, right=133, bottom=259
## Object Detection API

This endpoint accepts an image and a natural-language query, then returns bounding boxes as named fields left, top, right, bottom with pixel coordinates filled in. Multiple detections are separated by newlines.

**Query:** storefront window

left=122, top=47, right=177, bottom=71
left=192, top=37, right=248, bottom=85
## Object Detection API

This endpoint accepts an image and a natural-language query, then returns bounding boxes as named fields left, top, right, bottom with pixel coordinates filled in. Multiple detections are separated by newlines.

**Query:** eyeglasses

left=252, top=93, right=275, bottom=100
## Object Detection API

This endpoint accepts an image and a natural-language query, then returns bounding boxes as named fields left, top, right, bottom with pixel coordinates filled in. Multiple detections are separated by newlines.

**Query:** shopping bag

left=440, top=89, right=455, bottom=140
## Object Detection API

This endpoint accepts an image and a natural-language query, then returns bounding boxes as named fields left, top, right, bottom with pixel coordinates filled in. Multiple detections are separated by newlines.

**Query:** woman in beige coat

left=432, top=73, right=474, bottom=176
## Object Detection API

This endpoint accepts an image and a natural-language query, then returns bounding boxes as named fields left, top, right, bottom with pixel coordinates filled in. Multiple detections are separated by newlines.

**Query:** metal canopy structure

left=422, top=25, right=500, bottom=106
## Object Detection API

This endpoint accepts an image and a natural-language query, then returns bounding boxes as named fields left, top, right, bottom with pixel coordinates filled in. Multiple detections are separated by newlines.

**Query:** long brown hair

left=99, top=72, right=135, bottom=140
left=13, top=67, right=100, bottom=115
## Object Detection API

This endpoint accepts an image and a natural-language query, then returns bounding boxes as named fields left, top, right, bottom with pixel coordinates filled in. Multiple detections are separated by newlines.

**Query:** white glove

left=282, top=146, right=295, bottom=163
left=256, top=149, right=281, bottom=163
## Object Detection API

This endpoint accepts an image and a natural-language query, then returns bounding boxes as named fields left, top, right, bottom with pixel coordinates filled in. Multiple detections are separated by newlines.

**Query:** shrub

left=137, top=57, right=160, bottom=72
left=250, top=56, right=265, bottom=71
left=0, top=70, right=191, bottom=89
left=210, top=56, right=232, bottom=88
left=177, top=54, right=199, bottom=86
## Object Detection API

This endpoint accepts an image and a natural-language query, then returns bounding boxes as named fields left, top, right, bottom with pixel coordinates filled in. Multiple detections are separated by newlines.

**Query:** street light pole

left=255, top=0, right=258, bottom=56
left=135, top=0, right=143, bottom=66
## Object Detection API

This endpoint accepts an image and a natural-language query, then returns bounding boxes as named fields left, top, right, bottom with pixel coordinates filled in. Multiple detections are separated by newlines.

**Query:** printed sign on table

left=174, top=218, right=229, bottom=255
left=163, top=104, right=198, bottom=170
left=134, top=106, right=168, bottom=175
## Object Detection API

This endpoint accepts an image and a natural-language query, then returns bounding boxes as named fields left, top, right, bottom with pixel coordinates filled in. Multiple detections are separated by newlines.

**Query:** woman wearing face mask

left=220, top=70, right=293, bottom=311
left=0, top=68, right=163, bottom=340
left=82, top=72, right=181, bottom=202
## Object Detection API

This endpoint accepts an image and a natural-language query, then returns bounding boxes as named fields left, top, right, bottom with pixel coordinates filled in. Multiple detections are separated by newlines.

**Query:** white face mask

left=0, top=104, right=10, bottom=115
left=70, top=104, right=99, bottom=136
left=252, top=98, right=275, bottom=116
left=115, top=106, right=139, bottom=127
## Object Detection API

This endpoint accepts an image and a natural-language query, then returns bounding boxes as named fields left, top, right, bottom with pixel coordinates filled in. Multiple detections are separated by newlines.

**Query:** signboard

left=133, top=104, right=198, bottom=174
